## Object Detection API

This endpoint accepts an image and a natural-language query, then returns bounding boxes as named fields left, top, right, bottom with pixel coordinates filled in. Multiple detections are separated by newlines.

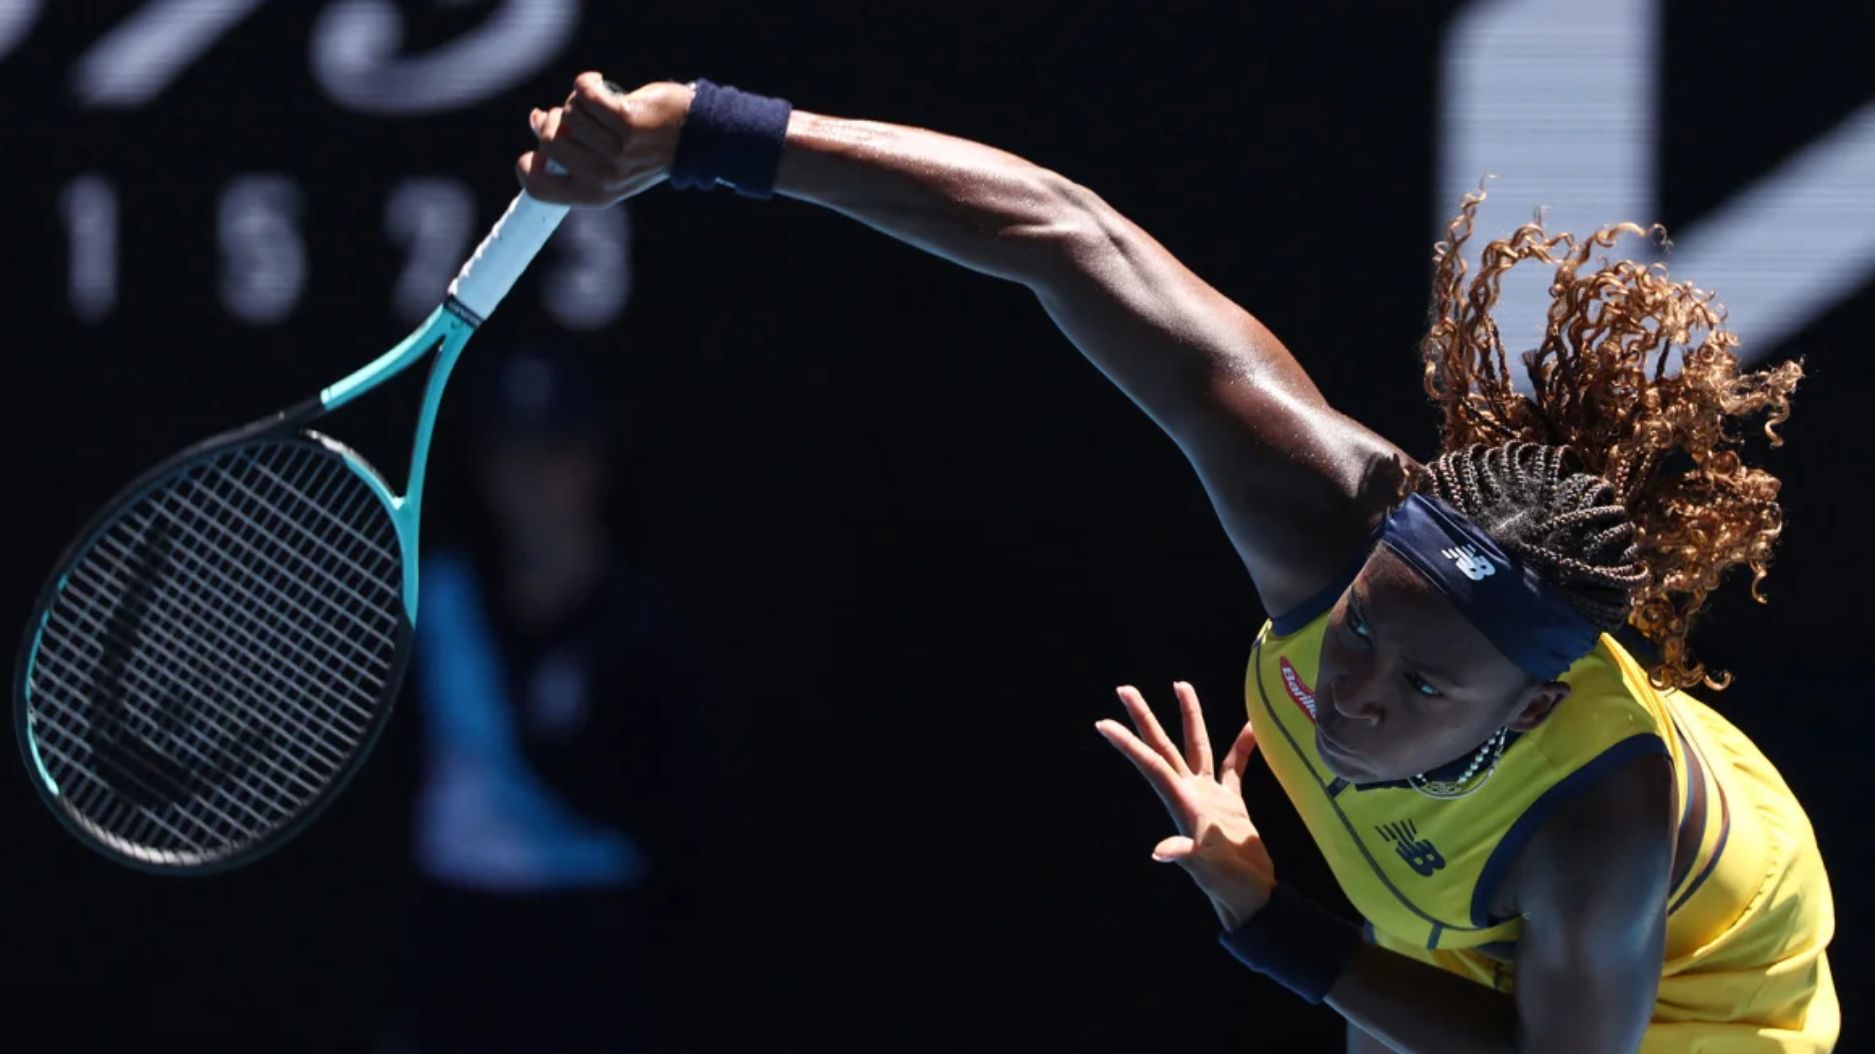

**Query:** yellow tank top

left=1245, top=606, right=1744, bottom=959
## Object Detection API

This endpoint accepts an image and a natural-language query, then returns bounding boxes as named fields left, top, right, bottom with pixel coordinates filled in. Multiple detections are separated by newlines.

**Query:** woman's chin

left=1315, top=726, right=1370, bottom=780
left=1316, top=729, right=1417, bottom=784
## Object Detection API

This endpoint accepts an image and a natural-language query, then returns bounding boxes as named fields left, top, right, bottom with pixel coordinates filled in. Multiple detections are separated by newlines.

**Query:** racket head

left=15, top=413, right=414, bottom=874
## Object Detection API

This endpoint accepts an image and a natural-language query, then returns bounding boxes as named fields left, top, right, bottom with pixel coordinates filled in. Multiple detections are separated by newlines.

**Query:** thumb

left=1151, top=835, right=1196, bottom=863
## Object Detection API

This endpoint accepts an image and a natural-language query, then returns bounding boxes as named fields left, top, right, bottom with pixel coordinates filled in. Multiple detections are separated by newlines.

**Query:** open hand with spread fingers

left=1096, top=682, right=1276, bottom=931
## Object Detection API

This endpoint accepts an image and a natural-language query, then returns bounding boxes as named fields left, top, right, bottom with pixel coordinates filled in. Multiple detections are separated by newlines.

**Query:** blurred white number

left=218, top=175, right=305, bottom=324
left=543, top=205, right=631, bottom=331
left=1442, top=0, right=1875, bottom=372
left=59, top=173, right=118, bottom=322
left=71, top=0, right=267, bottom=106
left=385, top=177, right=474, bottom=323
left=0, top=0, right=43, bottom=64
left=310, top=0, right=577, bottom=115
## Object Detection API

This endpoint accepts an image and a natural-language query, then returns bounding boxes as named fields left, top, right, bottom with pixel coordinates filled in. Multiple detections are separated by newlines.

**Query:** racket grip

left=446, top=160, right=571, bottom=322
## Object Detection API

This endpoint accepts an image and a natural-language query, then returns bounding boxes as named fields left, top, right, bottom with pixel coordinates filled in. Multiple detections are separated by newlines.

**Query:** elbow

left=1000, top=167, right=1117, bottom=290
left=967, top=168, right=1095, bottom=290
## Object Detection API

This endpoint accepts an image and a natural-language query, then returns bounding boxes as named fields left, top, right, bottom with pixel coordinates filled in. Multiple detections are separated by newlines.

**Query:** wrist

left=1216, top=883, right=1361, bottom=1005
left=638, top=81, right=696, bottom=178
left=1215, top=883, right=1272, bottom=932
left=658, top=80, right=699, bottom=116
left=668, top=78, right=793, bottom=198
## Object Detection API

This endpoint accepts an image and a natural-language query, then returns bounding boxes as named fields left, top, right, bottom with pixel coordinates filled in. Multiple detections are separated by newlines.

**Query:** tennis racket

left=15, top=173, right=573, bottom=873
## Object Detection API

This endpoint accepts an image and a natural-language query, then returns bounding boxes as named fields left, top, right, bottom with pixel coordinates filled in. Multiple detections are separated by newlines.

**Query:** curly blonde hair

left=1414, top=186, right=1801, bottom=690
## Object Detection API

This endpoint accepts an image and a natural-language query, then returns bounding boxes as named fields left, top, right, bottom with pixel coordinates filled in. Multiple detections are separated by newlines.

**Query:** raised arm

left=522, top=75, right=1408, bottom=614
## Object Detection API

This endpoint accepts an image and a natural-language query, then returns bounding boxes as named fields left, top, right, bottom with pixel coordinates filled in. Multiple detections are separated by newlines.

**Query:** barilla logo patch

left=1279, top=658, right=1317, bottom=721
left=1441, top=544, right=1497, bottom=582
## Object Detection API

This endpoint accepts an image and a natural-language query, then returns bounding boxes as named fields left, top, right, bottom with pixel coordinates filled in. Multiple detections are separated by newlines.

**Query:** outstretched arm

left=523, top=75, right=1407, bottom=614
left=1101, top=685, right=1672, bottom=1054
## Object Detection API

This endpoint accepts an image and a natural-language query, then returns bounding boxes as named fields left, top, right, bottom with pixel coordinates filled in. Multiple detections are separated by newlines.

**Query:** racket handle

left=446, top=160, right=572, bottom=322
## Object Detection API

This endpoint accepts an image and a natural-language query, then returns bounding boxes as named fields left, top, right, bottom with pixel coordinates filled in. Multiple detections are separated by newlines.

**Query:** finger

left=534, top=106, right=609, bottom=186
left=571, top=71, right=632, bottom=129
left=1151, top=835, right=1196, bottom=863
left=1094, top=719, right=1188, bottom=823
left=573, top=70, right=621, bottom=102
left=1173, top=680, right=1213, bottom=777
left=1220, top=721, right=1259, bottom=797
left=516, top=149, right=579, bottom=202
left=1115, top=685, right=1191, bottom=778
left=559, top=103, right=623, bottom=158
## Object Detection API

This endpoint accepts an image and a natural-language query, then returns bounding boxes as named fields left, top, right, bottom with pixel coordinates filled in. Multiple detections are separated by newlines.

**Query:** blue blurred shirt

left=409, top=548, right=704, bottom=893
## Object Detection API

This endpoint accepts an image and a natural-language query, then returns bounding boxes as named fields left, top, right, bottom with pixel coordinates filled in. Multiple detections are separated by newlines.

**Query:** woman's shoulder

left=1499, top=740, right=1675, bottom=921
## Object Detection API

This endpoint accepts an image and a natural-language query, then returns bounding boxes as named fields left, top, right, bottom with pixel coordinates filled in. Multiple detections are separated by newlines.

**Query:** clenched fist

left=518, top=72, right=695, bottom=207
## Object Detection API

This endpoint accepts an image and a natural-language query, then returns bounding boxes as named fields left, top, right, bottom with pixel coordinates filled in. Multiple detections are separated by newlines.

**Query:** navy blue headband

left=1376, top=492, right=1601, bottom=682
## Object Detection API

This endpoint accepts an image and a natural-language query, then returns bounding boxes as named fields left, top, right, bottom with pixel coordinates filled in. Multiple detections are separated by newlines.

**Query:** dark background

left=5, top=2, right=1870, bottom=1050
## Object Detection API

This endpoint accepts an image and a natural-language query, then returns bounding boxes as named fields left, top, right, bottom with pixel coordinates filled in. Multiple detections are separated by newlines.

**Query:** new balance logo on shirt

left=1377, top=819, right=1447, bottom=877
left=1441, top=544, right=1497, bottom=582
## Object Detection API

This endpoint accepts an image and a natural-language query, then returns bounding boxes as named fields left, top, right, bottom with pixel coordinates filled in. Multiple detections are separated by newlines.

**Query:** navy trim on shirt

left=1467, top=732, right=1668, bottom=927
left=1665, top=718, right=1707, bottom=898
left=1350, top=729, right=1527, bottom=793
left=1667, top=714, right=1731, bottom=915
left=1668, top=802, right=1731, bottom=915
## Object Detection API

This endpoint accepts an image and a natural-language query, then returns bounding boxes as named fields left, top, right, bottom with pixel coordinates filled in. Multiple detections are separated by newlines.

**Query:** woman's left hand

left=1097, top=682, right=1276, bottom=931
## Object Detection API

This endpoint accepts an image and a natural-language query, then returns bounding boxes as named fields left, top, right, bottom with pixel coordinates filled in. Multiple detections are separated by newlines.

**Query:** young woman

left=519, top=73, right=1837, bottom=1052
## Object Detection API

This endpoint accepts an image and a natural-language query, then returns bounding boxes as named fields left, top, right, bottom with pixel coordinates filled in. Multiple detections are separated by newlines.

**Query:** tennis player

left=519, top=73, right=1838, bottom=1053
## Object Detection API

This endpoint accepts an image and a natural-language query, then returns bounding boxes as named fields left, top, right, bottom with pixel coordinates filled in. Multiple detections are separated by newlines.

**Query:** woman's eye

left=1347, top=610, right=1370, bottom=639
left=1405, top=672, right=1442, bottom=698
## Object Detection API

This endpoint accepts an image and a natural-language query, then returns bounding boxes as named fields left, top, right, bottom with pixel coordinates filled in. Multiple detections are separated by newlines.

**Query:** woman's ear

left=1508, top=681, right=1572, bottom=732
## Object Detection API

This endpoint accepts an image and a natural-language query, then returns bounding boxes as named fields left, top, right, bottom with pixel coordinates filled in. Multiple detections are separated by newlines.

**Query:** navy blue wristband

left=669, top=78, right=793, bottom=199
left=1217, top=884, right=1362, bottom=1004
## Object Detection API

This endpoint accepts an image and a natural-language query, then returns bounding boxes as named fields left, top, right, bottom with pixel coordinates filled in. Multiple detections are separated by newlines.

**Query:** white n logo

left=1441, top=545, right=1496, bottom=582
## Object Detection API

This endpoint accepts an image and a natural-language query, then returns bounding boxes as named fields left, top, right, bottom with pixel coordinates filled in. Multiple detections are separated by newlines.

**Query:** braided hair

left=1421, top=443, right=1646, bottom=634
left=1414, top=186, right=1802, bottom=690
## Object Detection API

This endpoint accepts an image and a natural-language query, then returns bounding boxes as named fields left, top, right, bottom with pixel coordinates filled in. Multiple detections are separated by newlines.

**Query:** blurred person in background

left=384, top=343, right=711, bottom=1053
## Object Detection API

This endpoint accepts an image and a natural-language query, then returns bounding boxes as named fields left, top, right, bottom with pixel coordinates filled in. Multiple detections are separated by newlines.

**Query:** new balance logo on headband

left=1440, top=544, right=1497, bottom=582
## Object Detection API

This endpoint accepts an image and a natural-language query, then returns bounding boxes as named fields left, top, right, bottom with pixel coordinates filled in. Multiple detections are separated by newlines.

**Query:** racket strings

left=26, top=438, right=405, bottom=865
left=36, top=447, right=393, bottom=854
